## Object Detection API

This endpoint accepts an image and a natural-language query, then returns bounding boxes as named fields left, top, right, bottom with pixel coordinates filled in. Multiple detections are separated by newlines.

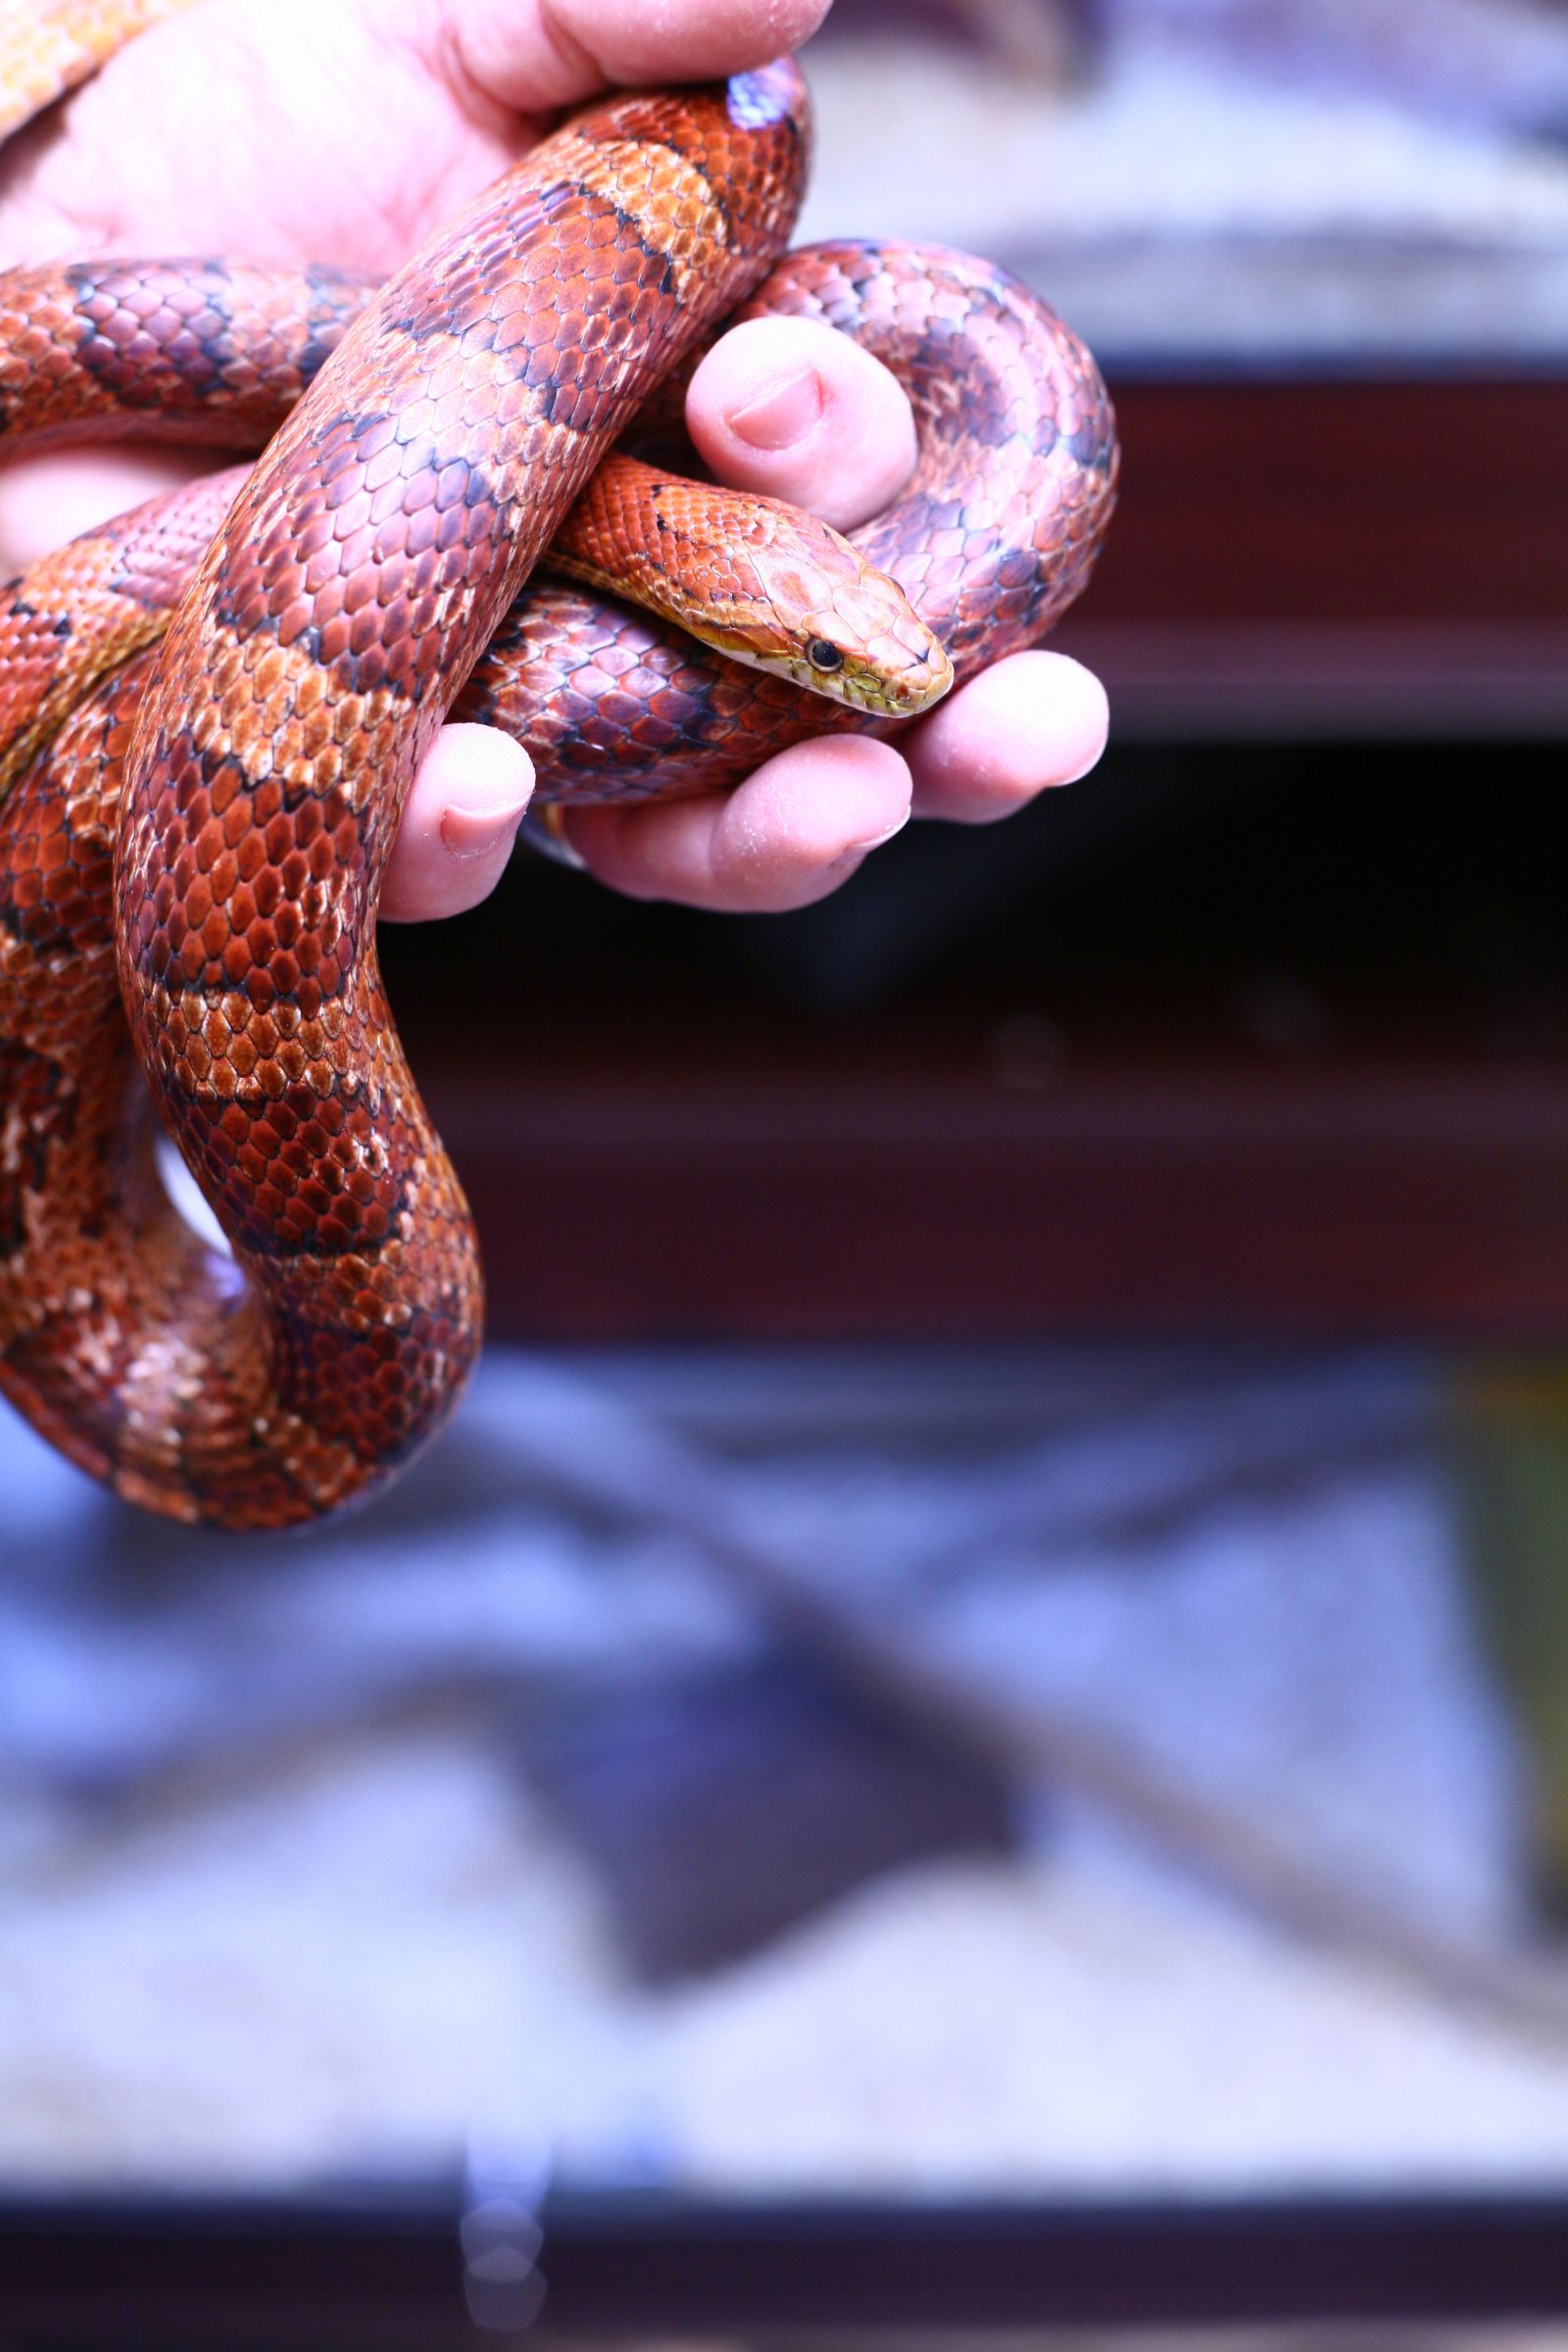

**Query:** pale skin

left=0, top=0, right=1110, bottom=919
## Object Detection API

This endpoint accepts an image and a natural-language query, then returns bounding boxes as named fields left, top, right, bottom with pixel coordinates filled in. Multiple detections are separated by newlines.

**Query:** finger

left=0, top=446, right=212, bottom=574
left=381, top=721, right=534, bottom=922
left=446, top=0, right=833, bottom=113
left=560, top=735, right=911, bottom=912
left=686, top=316, right=917, bottom=533
left=903, top=650, right=1109, bottom=822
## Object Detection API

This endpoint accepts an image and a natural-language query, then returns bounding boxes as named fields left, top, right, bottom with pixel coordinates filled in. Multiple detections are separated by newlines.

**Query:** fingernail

left=517, top=805, right=588, bottom=873
left=834, top=809, right=910, bottom=866
left=439, top=795, right=533, bottom=858
left=728, top=368, right=825, bottom=451
left=1059, top=743, right=1107, bottom=787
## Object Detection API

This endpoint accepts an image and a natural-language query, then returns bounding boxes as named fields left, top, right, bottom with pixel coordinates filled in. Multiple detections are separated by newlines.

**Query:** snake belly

left=0, top=64, right=1118, bottom=1531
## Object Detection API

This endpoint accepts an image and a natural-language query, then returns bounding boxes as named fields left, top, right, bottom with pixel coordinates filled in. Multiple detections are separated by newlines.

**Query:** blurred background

left=7, top=0, right=1568, bottom=2343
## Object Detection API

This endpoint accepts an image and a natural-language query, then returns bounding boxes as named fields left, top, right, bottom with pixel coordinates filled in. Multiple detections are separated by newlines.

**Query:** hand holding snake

left=0, top=0, right=1112, bottom=907
left=0, top=0, right=1117, bottom=1524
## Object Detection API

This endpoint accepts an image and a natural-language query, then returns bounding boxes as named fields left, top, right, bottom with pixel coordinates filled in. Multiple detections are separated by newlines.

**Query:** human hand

left=0, top=0, right=1109, bottom=920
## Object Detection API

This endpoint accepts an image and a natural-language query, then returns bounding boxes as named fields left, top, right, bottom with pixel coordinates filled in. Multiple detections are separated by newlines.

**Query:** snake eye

left=806, top=638, right=844, bottom=672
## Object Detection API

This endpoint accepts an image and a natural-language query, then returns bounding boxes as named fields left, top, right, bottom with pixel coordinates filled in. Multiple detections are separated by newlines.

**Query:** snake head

left=736, top=514, right=955, bottom=717
left=552, top=458, right=955, bottom=717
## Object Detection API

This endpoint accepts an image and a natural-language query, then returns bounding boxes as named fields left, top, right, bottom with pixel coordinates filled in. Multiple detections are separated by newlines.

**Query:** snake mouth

left=715, top=625, right=954, bottom=715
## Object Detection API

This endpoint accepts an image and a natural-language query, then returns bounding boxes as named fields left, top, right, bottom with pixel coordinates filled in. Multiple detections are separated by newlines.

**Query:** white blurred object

left=1106, top=0, right=1568, bottom=137
left=4, top=1345, right=1566, bottom=2194
left=800, top=4, right=1568, bottom=357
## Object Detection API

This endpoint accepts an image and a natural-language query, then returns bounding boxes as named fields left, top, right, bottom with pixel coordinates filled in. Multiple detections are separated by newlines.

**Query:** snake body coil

left=0, top=32, right=1117, bottom=1528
